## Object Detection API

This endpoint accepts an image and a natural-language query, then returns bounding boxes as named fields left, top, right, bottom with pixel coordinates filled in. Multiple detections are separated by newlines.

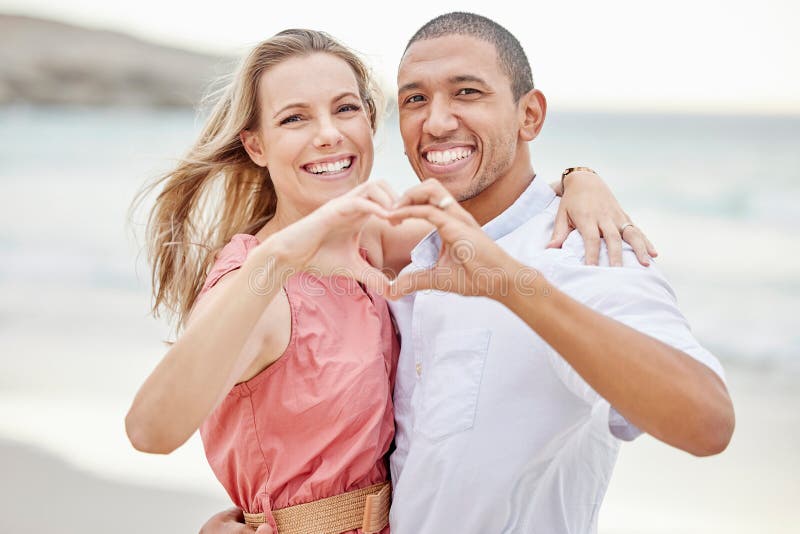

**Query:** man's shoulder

left=499, top=196, right=560, bottom=249
left=560, top=230, right=641, bottom=269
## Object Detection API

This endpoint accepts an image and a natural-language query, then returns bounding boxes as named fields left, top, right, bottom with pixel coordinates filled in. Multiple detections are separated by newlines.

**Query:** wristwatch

left=561, top=166, right=597, bottom=192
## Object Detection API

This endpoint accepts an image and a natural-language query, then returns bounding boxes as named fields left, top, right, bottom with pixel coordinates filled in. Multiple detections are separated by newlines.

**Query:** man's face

left=397, top=34, right=521, bottom=202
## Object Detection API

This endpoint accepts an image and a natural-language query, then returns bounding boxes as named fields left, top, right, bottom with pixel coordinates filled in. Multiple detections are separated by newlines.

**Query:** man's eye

left=404, top=95, right=425, bottom=104
left=457, top=88, right=480, bottom=96
left=280, top=115, right=302, bottom=125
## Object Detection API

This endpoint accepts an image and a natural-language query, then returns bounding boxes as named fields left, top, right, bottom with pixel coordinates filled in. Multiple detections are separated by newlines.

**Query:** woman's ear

left=518, top=89, right=547, bottom=142
left=240, top=129, right=268, bottom=167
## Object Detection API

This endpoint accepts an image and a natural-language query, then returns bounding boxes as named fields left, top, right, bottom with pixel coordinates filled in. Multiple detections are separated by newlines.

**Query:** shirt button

left=415, top=363, right=422, bottom=377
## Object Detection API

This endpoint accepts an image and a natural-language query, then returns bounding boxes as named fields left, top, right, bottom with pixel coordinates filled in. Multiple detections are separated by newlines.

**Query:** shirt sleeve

left=539, top=230, right=726, bottom=441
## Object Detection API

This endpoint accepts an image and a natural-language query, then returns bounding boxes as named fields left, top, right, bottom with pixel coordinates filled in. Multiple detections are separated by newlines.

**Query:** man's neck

left=461, top=153, right=536, bottom=226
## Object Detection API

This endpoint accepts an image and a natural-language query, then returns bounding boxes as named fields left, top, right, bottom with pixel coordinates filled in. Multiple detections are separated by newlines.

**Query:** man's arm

left=497, top=258, right=733, bottom=455
left=388, top=179, right=735, bottom=456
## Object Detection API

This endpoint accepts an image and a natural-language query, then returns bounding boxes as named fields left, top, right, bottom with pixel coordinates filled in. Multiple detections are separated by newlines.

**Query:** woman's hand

left=550, top=170, right=658, bottom=266
left=265, top=180, right=397, bottom=293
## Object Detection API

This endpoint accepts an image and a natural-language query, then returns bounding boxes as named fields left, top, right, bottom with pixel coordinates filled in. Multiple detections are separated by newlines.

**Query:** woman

left=126, top=29, right=655, bottom=534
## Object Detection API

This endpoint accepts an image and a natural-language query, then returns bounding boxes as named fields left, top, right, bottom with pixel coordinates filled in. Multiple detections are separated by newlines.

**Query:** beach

left=0, top=364, right=796, bottom=533
left=1, top=107, right=798, bottom=532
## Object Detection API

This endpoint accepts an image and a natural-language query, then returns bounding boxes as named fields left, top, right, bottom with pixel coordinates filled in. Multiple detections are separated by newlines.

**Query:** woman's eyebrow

left=273, top=102, right=308, bottom=119
left=272, top=92, right=361, bottom=118
left=332, top=91, right=361, bottom=101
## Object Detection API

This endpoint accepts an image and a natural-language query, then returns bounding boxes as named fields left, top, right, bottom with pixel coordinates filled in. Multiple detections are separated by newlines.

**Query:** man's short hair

left=404, top=12, right=535, bottom=101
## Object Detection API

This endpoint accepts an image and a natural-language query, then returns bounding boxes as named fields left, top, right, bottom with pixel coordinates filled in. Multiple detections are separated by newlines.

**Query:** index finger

left=394, top=177, right=451, bottom=208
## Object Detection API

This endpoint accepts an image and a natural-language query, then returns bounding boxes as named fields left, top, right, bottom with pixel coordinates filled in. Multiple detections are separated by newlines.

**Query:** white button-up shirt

left=387, top=177, right=725, bottom=534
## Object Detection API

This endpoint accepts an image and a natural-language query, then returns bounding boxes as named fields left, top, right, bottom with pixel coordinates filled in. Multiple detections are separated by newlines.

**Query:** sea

left=0, top=105, right=798, bottom=500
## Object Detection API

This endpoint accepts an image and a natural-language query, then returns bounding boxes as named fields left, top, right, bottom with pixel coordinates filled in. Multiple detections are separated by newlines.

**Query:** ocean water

left=0, top=106, right=798, bottom=496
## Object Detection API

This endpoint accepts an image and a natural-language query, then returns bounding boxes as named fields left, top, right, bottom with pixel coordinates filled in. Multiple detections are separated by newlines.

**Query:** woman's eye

left=338, top=104, right=361, bottom=113
left=280, top=115, right=302, bottom=125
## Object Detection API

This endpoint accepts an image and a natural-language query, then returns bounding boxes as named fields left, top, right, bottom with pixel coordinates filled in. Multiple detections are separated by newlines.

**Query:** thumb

left=388, top=267, right=436, bottom=300
left=548, top=209, right=571, bottom=248
left=255, top=524, right=274, bottom=534
left=357, top=264, right=393, bottom=296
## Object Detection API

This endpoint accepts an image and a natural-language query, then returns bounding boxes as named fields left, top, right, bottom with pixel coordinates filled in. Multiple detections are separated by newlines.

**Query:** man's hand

left=198, top=507, right=273, bottom=534
left=387, top=178, right=523, bottom=300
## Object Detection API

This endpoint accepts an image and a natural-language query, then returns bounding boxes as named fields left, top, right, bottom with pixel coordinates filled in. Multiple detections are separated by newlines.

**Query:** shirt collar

left=410, top=176, right=555, bottom=268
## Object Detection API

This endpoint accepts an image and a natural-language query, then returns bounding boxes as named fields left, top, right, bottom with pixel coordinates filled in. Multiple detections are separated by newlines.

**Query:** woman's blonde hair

left=128, top=29, right=382, bottom=339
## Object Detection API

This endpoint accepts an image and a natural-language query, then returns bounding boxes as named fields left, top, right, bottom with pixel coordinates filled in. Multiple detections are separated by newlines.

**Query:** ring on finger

left=619, top=222, right=635, bottom=234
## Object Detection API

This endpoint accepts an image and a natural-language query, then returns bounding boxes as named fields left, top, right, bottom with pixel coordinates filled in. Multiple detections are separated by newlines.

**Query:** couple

left=126, top=12, right=734, bottom=534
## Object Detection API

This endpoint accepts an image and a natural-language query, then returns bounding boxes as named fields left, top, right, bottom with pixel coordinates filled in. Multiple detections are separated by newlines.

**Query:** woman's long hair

left=127, top=29, right=382, bottom=339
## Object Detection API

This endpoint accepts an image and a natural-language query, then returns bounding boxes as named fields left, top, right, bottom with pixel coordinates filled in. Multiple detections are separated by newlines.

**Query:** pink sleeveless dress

left=195, top=234, right=398, bottom=533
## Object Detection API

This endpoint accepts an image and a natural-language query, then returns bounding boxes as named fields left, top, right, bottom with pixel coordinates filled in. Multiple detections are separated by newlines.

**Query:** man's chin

left=432, top=174, right=480, bottom=202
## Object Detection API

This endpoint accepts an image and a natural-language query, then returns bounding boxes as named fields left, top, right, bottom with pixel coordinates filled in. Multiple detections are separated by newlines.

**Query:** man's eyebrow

left=272, top=92, right=360, bottom=119
left=398, top=82, right=420, bottom=94
left=450, top=75, right=489, bottom=86
left=398, top=76, right=490, bottom=95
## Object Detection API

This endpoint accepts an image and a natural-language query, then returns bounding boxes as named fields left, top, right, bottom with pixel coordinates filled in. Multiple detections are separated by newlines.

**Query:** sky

left=2, top=0, right=799, bottom=114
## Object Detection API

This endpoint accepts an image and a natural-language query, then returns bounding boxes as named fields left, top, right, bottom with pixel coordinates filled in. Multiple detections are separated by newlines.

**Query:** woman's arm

left=550, top=169, right=658, bottom=266
left=125, top=238, right=295, bottom=454
left=126, top=182, right=395, bottom=455
left=378, top=169, right=660, bottom=276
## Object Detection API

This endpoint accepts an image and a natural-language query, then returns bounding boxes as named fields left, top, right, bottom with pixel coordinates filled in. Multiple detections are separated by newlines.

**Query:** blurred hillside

left=0, top=14, right=233, bottom=107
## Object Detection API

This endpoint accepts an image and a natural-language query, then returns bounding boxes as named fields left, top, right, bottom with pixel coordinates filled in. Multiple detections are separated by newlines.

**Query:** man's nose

left=314, top=115, right=344, bottom=148
left=423, top=98, right=458, bottom=138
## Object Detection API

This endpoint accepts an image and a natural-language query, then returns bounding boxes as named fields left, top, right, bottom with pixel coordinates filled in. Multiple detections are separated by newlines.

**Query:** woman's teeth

left=306, top=158, right=352, bottom=175
left=425, top=148, right=473, bottom=165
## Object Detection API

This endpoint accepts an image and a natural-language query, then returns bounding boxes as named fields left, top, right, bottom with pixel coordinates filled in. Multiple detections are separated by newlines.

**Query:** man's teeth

left=307, top=158, right=352, bottom=174
left=425, top=148, right=473, bottom=165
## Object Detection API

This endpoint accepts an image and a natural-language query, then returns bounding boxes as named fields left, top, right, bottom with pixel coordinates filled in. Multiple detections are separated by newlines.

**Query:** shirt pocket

left=417, top=328, right=491, bottom=441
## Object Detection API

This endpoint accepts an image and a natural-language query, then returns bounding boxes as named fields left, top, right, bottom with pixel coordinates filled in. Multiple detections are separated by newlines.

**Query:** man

left=204, top=12, right=733, bottom=533
left=381, top=12, right=733, bottom=533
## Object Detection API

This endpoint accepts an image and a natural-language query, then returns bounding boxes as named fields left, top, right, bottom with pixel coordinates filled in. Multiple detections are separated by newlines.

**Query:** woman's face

left=243, top=52, right=375, bottom=216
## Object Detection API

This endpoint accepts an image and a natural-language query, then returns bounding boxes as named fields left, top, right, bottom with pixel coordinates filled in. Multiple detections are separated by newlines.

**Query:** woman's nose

left=314, top=116, right=344, bottom=148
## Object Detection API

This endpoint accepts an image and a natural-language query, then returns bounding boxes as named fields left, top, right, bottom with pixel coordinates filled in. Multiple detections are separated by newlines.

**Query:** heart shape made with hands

left=382, top=178, right=517, bottom=301
left=278, top=178, right=517, bottom=301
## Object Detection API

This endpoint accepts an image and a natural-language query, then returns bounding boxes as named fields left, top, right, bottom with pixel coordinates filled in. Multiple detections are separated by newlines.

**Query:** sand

left=1, top=364, right=797, bottom=533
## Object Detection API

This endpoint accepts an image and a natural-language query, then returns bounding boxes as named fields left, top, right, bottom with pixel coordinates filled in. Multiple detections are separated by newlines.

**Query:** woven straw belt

left=243, top=481, right=391, bottom=534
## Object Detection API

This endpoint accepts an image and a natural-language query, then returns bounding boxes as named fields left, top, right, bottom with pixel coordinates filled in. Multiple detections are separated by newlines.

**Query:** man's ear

left=240, top=129, right=267, bottom=167
left=518, top=89, right=547, bottom=142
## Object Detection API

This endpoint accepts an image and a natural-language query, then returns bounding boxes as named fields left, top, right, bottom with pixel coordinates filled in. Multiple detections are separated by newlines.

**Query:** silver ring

left=436, top=196, right=455, bottom=209
left=619, top=222, right=635, bottom=234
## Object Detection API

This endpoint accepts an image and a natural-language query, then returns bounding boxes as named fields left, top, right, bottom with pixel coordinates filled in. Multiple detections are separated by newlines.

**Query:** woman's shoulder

left=200, top=234, right=261, bottom=296
left=220, top=233, right=261, bottom=258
